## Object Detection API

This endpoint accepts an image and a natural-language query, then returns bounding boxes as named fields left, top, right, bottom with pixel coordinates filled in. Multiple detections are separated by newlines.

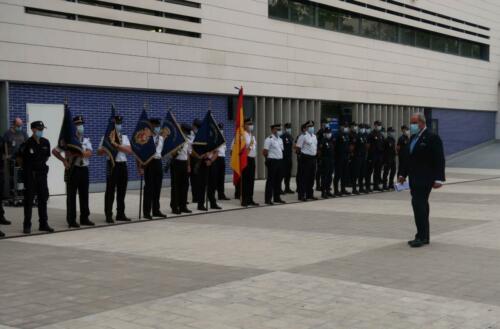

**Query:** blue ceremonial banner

left=58, top=103, right=82, bottom=154
left=131, top=108, right=157, bottom=165
left=192, top=111, right=226, bottom=157
left=161, top=110, right=187, bottom=157
left=101, top=105, right=119, bottom=167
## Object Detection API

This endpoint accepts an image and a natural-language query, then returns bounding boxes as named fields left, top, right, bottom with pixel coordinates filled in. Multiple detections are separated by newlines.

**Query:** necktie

left=410, top=135, right=419, bottom=154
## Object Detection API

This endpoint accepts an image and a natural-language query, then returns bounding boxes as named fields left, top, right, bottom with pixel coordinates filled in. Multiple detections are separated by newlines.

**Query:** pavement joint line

left=2, top=175, right=499, bottom=241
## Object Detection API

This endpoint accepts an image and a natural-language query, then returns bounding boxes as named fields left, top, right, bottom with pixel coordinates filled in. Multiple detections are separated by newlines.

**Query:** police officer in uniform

left=294, top=124, right=306, bottom=198
left=334, top=122, right=351, bottom=196
left=263, top=124, right=285, bottom=205
left=98, top=116, right=133, bottom=223
left=21, top=121, right=54, bottom=234
left=351, top=123, right=368, bottom=194
left=240, top=118, right=258, bottom=207
left=367, top=120, right=385, bottom=191
left=189, top=119, right=202, bottom=204
left=215, top=123, right=229, bottom=201
left=52, top=116, right=94, bottom=228
left=397, top=125, right=411, bottom=179
left=296, top=120, right=318, bottom=201
left=383, top=127, right=397, bottom=190
left=198, top=146, right=221, bottom=211
left=171, top=124, right=192, bottom=215
left=141, top=118, right=166, bottom=219
left=280, top=123, right=294, bottom=194
left=318, top=127, right=335, bottom=199
left=315, top=119, right=328, bottom=191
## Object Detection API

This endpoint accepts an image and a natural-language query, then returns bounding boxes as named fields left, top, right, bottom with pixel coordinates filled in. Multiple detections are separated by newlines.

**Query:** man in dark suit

left=399, top=113, right=445, bottom=248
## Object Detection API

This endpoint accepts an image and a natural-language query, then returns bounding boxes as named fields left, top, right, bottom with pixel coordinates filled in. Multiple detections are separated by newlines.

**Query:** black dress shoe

left=249, top=201, right=260, bottom=206
left=68, top=222, right=80, bottom=228
left=341, top=190, right=352, bottom=196
left=153, top=212, right=167, bottom=218
left=409, top=240, right=426, bottom=248
left=285, top=189, right=295, bottom=194
left=265, top=201, right=274, bottom=205
left=116, top=216, right=132, bottom=222
left=180, top=208, right=192, bottom=214
left=39, top=225, right=55, bottom=233
left=327, top=192, right=335, bottom=197
left=218, top=196, right=231, bottom=201
left=143, top=215, right=153, bottom=220
left=0, top=217, right=11, bottom=225
left=210, top=204, right=222, bottom=210
left=352, top=190, right=360, bottom=195
left=23, top=227, right=31, bottom=234
left=197, top=205, right=208, bottom=211
left=241, top=202, right=249, bottom=207
left=0, top=230, right=5, bottom=238
left=106, top=218, right=115, bottom=224
left=359, top=189, right=366, bottom=194
left=80, top=220, right=95, bottom=226
left=334, top=192, right=342, bottom=197
left=299, top=197, right=307, bottom=202
left=274, top=199, right=286, bottom=204
left=172, top=209, right=182, bottom=215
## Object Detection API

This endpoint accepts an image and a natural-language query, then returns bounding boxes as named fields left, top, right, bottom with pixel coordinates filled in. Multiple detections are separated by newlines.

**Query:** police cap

left=30, top=121, right=46, bottom=130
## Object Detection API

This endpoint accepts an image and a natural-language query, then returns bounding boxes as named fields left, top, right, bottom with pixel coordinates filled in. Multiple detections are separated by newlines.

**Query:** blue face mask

left=307, top=127, right=315, bottom=134
left=77, top=125, right=84, bottom=135
left=154, top=127, right=161, bottom=135
left=35, top=130, right=43, bottom=138
left=410, top=124, right=420, bottom=135
left=115, top=124, right=122, bottom=132
left=15, top=126, right=22, bottom=132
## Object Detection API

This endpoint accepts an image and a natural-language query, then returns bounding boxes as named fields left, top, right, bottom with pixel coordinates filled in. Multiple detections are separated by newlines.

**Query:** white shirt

left=244, top=132, right=257, bottom=158
left=296, top=132, right=317, bottom=156
left=56, top=136, right=92, bottom=167
left=264, top=134, right=284, bottom=159
left=99, top=134, right=130, bottom=162
left=218, top=144, right=226, bottom=157
left=176, top=142, right=190, bottom=161
left=153, top=135, right=164, bottom=159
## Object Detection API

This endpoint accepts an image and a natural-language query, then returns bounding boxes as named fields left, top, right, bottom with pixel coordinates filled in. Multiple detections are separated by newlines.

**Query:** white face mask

left=353, top=126, right=359, bottom=133
left=376, top=126, right=382, bottom=131
left=366, top=129, right=372, bottom=134
left=247, top=125, right=254, bottom=132
left=343, top=128, right=350, bottom=134
left=77, top=125, right=84, bottom=135
left=405, top=130, right=410, bottom=137
left=360, top=128, right=366, bottom=134
left=325, top=133, right=332, bottom=139
left=286, top=128, right=292, bottom=134
left=276, top=130, right=282, bottom=137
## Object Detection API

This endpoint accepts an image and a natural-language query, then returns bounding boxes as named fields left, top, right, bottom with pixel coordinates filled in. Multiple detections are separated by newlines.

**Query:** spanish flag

left=231, top=87, right=247, bottom=185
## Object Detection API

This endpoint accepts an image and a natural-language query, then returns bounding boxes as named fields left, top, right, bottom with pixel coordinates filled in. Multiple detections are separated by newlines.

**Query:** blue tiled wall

left=431, top=108, right=496, bottom=155
left=8, top=83, right=233, bottom=184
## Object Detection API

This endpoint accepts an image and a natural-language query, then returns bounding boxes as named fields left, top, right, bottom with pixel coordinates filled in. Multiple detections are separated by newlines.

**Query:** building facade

left=1, top=0, right=499, bottom=191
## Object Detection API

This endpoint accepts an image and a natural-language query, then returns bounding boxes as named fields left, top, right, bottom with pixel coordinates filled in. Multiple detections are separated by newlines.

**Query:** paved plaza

left=1, top=166, right=500, bottom=328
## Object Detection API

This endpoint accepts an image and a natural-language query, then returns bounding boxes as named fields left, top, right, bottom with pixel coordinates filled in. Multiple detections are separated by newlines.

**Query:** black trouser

left=296, top=155, right=302, bottom=197
left=105, top=161, right=128, bottom=219
left=298, top=155, right=316, bottom=199
left=411, top=184, right=433, bottom=241
left=398, top=157, right=408, bottom=178
left=143, top=159, right=163, bottom=216
left=349, top=157, right=361, bottom=192
left=315, top=158, right=322, bottom=191
left=320, top=159, right=333, bottom=193
left=197, top=161, right=217, bottom=207
left=382, top=159, right=396, bottom=188
left=357, top=156, right=367, bottom=191
left=23, top=169, right=49, bottom=228
left=372, top=156, right=383, bottom=189
left=0, top=174, right=4, bottom=218
left=334, top=157, right=349, bottom=193
left=281, top=157, right=292, bottom=191
left=214, top=157, right=226, bottom=199
left=170, top=159, right=189, bottom=211
left=241, top=157, right=255, bottom=205
left=265, top=158, right=282, bottom=203
left=190, top=157, right=200, bottom=203
left=67, top=166, right=90, bottom=224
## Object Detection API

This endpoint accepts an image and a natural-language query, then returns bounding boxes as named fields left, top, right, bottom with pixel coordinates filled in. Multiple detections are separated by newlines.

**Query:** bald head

left=13, top=117, right=23, bottom=127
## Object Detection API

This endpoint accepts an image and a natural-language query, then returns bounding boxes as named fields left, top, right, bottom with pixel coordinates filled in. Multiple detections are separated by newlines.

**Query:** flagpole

left=138, top=174, right=143, bottom=220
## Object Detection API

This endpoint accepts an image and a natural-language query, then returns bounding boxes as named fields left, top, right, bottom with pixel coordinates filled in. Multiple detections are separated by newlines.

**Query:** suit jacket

left=399, top=128, right=445, bottom=188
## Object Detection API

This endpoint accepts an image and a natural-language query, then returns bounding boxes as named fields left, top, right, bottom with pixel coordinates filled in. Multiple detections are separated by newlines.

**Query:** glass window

left=416, top=30, right=431, bottom=49
left=379, top=21, right=398, bottom=42
left=269, top=0, right=289, bottom=20
left=317, top=6, right=339, bottom=31
left=446, top=38, right=459, bottom=55
left=361, top=18, right=379, bottom=38
left=400, top=26, right=415, bottom=46
left=290, top=1, right=315, bottom=26
left=471, top=43, right=481, bottom=59
left=339, top=13, right=359, bottom=34
left=431, top=34, right=446, bottom=52
left=460, top=40, right=473, bottom=57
